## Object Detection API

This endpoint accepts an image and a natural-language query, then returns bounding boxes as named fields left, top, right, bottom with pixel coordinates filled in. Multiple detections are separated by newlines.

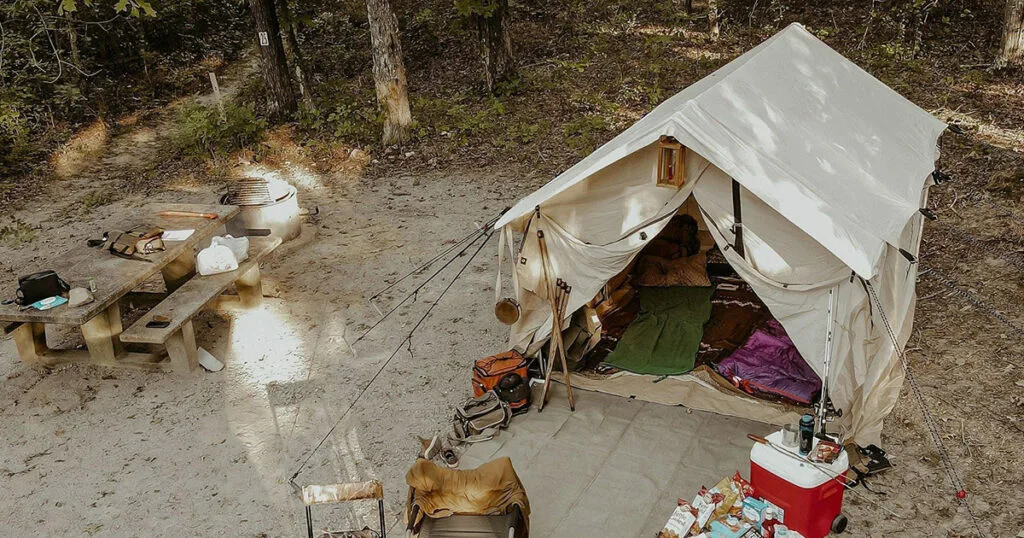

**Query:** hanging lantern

left=657, top=135, right=686, bottom=188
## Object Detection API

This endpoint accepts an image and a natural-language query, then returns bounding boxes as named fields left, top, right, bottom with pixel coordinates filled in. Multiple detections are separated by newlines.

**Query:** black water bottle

left=798, top=414, right=815, bottom=456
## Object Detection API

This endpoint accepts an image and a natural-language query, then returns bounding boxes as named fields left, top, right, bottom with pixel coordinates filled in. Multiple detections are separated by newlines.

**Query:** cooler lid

left=750, top=431, right=850, bottom=489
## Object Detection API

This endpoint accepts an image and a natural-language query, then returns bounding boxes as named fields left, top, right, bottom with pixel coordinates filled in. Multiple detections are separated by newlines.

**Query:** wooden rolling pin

left=158, top=210, right=218, bottom=219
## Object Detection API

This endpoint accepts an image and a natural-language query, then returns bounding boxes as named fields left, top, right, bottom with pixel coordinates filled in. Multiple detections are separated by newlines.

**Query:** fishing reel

left=815, top=397, right=843, bottom=442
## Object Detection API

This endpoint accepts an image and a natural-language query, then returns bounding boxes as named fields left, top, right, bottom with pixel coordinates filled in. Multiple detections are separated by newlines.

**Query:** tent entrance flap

left=546, top=199, right=825, bottom=414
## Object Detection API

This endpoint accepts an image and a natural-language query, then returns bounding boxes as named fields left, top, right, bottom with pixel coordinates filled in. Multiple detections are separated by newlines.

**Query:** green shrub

left=295, top=89, right=379, bottom=145
left=0, top=219, right=36, bottom=246
left=500, top=119, right=552, bottom=149
left=0, top=94, right=38, bottom=177
left=563, top=115, right=610, bottom=154
left=172, top=102, right=266, bottom=158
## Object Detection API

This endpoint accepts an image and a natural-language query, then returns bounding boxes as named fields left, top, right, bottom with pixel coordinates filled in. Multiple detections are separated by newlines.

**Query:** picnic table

left=0, top=203, right=278, bottom=373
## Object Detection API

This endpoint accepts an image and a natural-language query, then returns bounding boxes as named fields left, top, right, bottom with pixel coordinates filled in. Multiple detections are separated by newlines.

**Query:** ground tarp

left=459, top=385, right=773, bottom=537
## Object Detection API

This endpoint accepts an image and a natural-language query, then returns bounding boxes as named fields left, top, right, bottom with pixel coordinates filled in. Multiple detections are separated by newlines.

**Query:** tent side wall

left=847, top=184, right=929, bottom=442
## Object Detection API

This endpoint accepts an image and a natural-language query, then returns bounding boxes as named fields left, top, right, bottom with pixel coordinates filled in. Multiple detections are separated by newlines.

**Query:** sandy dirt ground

left=2, top=80, right=1023, bottom=538
left=0, top=158, right=529, bottom=536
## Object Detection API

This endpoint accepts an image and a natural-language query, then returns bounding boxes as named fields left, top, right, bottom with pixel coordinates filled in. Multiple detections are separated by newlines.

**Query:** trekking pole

left=558, top=281, right=576, bottom=411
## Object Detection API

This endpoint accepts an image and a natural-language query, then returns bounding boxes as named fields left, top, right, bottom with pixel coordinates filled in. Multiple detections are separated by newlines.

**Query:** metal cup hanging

left=494, top=297, right=521, bottom=325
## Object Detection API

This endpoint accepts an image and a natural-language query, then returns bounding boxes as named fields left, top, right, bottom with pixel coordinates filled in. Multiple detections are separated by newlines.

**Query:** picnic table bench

left=0, top=203, right=279, bottom=373
left=119, top=236, right=279, bottom=371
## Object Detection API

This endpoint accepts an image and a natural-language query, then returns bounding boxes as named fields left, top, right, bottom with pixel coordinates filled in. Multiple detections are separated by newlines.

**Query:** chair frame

left=303, top=481, right=387, bottom=538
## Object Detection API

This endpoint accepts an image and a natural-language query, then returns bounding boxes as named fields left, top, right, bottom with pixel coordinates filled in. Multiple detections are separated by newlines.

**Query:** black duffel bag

left=16, top=270, right=70, bottom=306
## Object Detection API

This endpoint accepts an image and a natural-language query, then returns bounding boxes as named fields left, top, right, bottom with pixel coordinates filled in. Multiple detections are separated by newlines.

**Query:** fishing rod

left=368, top=212, right=503, bottom=303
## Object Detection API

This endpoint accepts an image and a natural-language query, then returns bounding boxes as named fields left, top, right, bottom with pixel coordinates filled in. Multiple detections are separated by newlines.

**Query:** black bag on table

left=16, top=270, right=70, bottom=306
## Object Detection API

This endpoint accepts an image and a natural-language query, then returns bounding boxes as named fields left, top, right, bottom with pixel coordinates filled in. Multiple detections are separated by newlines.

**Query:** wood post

left=235, top=265, right=264, bottom=308
left=80, top=303, right=123, bottom=364
left=162, top=250, right=197, bottom=293
left=165, top=320, right=199, bottom=373
left=12, top=322, right=48, bottom=366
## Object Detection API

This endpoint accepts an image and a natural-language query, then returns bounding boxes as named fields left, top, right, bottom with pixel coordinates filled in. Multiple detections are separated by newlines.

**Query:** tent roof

left=497, top=23, right=946, bottom=277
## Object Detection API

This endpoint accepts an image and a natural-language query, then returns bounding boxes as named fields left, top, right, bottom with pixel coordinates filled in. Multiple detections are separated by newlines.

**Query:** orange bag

left=473, top=350, right=530, bottom=413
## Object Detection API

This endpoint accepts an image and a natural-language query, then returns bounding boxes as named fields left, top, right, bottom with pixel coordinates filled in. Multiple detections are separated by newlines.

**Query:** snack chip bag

left=690, top=488, right=721, bottom=533
left=731, top=472, right=755, bottom=498
left=709, top=476, right=741, bottom=522
left=659, top=499, right=697, bottom=538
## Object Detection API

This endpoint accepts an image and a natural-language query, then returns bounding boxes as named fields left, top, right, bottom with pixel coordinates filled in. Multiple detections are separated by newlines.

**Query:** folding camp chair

left=405, top=458, right=530, bottom=538
left=302, top=480, right=387, bottom=538
left=415, top=506, right=527, bottom=538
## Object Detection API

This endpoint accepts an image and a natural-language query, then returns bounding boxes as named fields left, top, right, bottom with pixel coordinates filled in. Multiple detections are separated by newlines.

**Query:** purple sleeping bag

left=716, top=319, right=822, bottom=405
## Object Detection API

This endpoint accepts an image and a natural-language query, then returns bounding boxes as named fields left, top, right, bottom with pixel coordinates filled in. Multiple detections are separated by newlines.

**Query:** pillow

left=635, top=252, right=711, bottom=287
left=644, top=238, right=684, bottom=260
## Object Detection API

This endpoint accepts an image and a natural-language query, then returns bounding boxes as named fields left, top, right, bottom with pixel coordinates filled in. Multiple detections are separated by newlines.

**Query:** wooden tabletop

left=0, top=203, right=239, bottom=326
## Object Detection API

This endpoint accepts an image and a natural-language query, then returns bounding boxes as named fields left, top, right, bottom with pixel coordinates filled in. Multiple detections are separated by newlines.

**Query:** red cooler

left=750, top=431, right=849, bottom=537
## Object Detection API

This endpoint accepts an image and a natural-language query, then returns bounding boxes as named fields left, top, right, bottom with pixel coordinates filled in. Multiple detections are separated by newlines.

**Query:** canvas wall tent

left=493, top=23, right=947, bottom=445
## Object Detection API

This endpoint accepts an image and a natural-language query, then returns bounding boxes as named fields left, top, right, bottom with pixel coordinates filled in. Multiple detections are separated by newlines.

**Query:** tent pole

left=817, top=285, right=837, bottom=437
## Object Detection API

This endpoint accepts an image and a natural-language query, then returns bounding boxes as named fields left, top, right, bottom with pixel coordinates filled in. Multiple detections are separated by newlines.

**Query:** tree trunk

left=708, top=0, right=720, bottom=41
left=64, top=13, right=82, bottom=80
left=997, top=0, right=1024, bottom=67
left=276, top=0, right=314, bottom=105
left=366, top=0, right=413, bottom=145
left=685, top=0, right=693, bottom=15
left=909, top=2, right=924, bottom=59
left=248, top=0, right=297, bottom=119
left=471, top=0, right=514, bottom=93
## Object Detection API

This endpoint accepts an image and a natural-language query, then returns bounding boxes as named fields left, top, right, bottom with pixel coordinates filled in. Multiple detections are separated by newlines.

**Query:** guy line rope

left=288, top=215, right=500, bottom=493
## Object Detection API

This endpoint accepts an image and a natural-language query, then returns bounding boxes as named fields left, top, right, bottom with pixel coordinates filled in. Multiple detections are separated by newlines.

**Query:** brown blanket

left=697, top=276, right=769, bottom=366
left=406, top=457, right=530, bottom=531
left=634, top=252, right=711, bottom=288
